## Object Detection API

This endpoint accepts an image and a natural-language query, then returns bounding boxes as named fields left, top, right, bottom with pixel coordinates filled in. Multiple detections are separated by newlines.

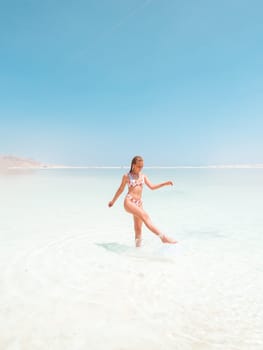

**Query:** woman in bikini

left=108, top=155, right=177, bottom=247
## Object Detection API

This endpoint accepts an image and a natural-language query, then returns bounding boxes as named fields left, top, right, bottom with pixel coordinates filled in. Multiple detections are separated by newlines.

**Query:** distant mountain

left=0, top=155, right=47, bottom=169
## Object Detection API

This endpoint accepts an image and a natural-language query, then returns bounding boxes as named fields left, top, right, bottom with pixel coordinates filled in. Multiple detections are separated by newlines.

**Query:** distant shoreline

left=6, top=164, right=263, bottom=170
left=1, top=155, right=263, bottom=170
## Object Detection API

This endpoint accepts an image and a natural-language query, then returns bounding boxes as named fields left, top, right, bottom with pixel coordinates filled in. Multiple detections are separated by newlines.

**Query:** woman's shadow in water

left=95, top=242, right=182, bottom=263
left=96, top=242, right=132, bottom=254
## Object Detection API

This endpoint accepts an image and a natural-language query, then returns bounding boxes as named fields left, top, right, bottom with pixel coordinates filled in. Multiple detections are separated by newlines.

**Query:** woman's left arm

left=144, top=175, right=173, bottom=190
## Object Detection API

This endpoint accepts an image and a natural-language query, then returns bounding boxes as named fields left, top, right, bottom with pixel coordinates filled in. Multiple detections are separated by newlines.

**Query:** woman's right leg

left=124, top=198, right=162, bottom=236
left=124, top=199, right=177, bottom=243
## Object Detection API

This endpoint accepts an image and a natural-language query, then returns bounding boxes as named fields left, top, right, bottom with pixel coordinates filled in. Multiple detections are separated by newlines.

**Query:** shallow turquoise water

left=0, top=168, right=262, bottom=349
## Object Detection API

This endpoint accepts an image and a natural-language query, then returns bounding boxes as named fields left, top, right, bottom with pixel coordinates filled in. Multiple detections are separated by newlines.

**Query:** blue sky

left=1, top=0, right=262, bottom=166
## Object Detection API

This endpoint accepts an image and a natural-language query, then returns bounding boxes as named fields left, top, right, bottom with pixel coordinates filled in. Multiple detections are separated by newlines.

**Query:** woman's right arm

left=108, top=174, right=127, bottom=207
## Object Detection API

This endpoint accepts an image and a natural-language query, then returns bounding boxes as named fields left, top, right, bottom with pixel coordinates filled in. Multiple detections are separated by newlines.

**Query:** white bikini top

left=127, top=172, right=144, bottom=188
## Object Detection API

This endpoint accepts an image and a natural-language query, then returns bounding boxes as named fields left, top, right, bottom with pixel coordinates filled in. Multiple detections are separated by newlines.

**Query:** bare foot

left=160, top=234, right=177, bottom=244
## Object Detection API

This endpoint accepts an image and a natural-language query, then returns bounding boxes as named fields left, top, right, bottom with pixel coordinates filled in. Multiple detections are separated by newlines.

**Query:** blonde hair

left=129, top=156, right=143, bottom=173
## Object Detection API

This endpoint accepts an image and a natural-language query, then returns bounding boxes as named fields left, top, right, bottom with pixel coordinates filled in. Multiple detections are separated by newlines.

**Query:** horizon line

left=11, top=163, right=263, bottom=170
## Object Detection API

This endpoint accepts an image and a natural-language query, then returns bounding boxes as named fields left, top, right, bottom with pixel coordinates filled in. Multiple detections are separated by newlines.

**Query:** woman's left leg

left=133, top=215, right=143, bottom=247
